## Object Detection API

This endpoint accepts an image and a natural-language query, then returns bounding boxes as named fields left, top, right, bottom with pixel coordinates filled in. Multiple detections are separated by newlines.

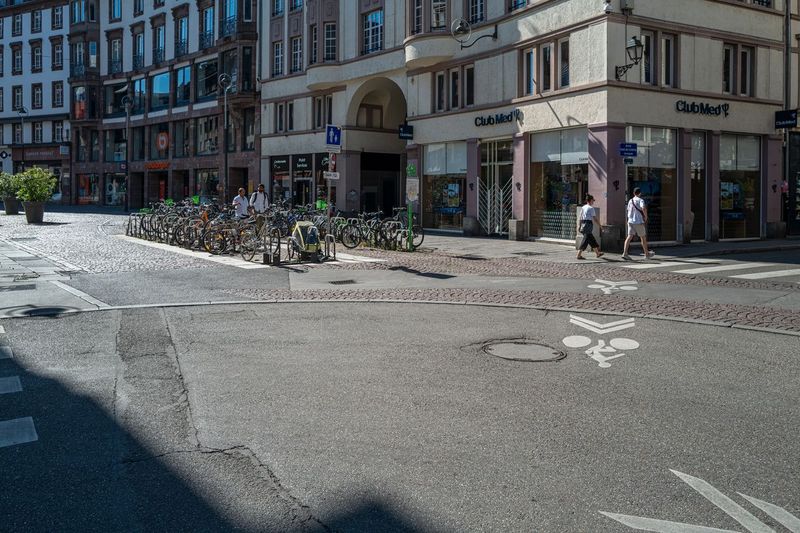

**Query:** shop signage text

left=675, top=100, right=730, bottom=118
left=145, top=161, right=169, bottom=170
left=775, top=109, right=797, bottom=129
left=475, top=109, right=522, bottom=127
left=399, top=124, right=414, bottom=140
left=292, top=154, right=311, bottom=172
left=272, top=156, right=289, bottom=172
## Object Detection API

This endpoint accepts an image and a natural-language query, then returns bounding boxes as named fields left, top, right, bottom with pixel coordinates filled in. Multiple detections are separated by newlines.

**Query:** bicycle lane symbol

left=588, top=279, right=639, bottom=295
left=562, top=315, right=639, bottom=368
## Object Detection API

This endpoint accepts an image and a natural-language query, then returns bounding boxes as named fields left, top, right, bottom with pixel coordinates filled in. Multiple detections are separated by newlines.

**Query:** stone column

left=588, top=123, right=626, bottom=251
left=764, top=134, right=785, bottom=238
left=464, top=138, right=480, bottom=236
left=337, top=151, right=361, bottom=213
left=708, top=132, right=720, bottom=241
left=509, top=132, right=528, bottom=240
left=678, top=130, right=692, bottom=243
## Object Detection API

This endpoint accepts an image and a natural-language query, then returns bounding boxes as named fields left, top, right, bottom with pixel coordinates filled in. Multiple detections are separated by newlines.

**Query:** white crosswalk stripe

left=0, top=417, right=38, bottom=448
left=620, top=259, right=800, bottom=282
left=669, top=262, right=771, bottom=274
left=730, top=268, right=800, bottom=280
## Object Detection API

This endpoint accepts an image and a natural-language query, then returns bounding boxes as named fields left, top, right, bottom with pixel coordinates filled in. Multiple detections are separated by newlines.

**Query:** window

left=435, top=64, right=474, bottom=111
left=53, top=42, right=63, bottom=69
left=153, top=25, right=165, bottom=64
left=149, top=123, right=169, bottom=159
left=150, top=72, right=170, bottom=111
left=0, top=47, right=3, bottom=77
left=132, top=78, right=146, bottom=113
left=133, top=32, right=144, bottom=69
left=14, top=124, right=22, bottom=145
left=196, top=59, right=218, bottom=100
left=559, top=38, right=569, bottom=88
left=309, top=25, right=317, bottom=65
left=723, top=44, right=734, bottom=94
left=0, top=18, right=3, bottom=39
left=640, top=31, right=655, bottom=85
left=0, top=88, right=3, bottom=112
left=73, top=86, right=86, bottom=119
left=243, top=108, right=255, bottom=150
left=288, top=102, right=294, bottom=131
left=33, top=122, right=42, bottom=144
left=176, top=16, right=189, bottom=57
left=275, top=102, right=287, bottom=133
left=509, top=0, right=527, bottom=11
left=12, top=14, right=21, bottom=36
left=411, top=0, right=422, bottom=34
left=109, top=38, right=122, bottom=73
left=450, top=68, right=460, bottom=109
left=313, top=94, right=333, bottom=129
left=541, top=43, right=553, bottom=92
left=109, top=0, right=121, bottom=20
left=13, top=85, right=23, bottom=111
left=291, top=0, right=303, bottom=11
left=465, top=65, right=474, bottom=106
left=357, top=104, right=382, bottom=129
left=273, top=0, right=284, bottom=16
left=174, top=120, right=191, bottom=157
left=104, top=82, right=127, bottom=116
left=131, top=127, right=145, bottom=160
left=196, top=116, right=219, bottom=154
left=12, top=48, right=22, bottom=75
left=54, top=121, right=63, bottom=143
left=52, top=6, right=63, bottom=30
left=431, top=1, right=447, bottom=30
left=324, top=23, right=336, bottom=61
left=242, top=46, right=254, bottom=91
left=175, top=65, right=191, bottom=106
left=133, top=0, right=143, bottom=15
left=71, top=0, right=85, bottom=24
left=221, top=49, right=238, bottom=91
left=32, top=84, right=43, bottom=109
left=468, top=0, right=485, bottom=23
left=32, top=10, right=42, bottom=33
left=661, top=34, right=675, bottom=88
left=32, top=45, right=42, bottom=72
left=435, top=71, right=445, bottom=112
left=89, top=41, right=98, bottom=68
left=104, top=129, right=126, bottom=162
left=291, top=37, right=302, bottom=73
left=739, top=46, right=753, bottom=96
left=53, top=81, right=64, bottom=107
left=523, top=47, right=536, bottom=95
left=244, top=0, right=253, bottom=21
left=273, top=41, right=283, bottom=76
left=362, top=9, right=383, bottom=55
left=90, top=131, right=100, bottom=161
left=201, top=7, right=215, bottom=48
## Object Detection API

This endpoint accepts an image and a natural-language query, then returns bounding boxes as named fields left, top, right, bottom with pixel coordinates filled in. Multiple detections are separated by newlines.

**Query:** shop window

left=719, top=135, right=761, bottom=239
left=90, top=130, right=100, bottom=161
left=196, top=169, right=219, bottom=202
left=105, top=174, right=127, bottom=206
left=196, top=116, right=219, bottom=155
left=196, top=59, right=218, bottom=100
left=104, top=129, right=126, bottom=162
left=76, top=130, right=87, bottom=161
left=150, top=72, right=170, bottom=111
left=77, top=174, right=101, bottom=204
left=150, top=123, right=170, bottom=160
left=625, top=126, right=678, bottom=242
left=529, top=128, right=589, bottom=240
left=174, top=120, right=191, bottom=157
left=104, top=82, right=127, bottom=117
left=422, top=142, right=467, bottom=230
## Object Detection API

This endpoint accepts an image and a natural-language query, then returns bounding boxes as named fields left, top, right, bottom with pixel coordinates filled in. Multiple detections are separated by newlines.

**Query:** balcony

left=153, top=47, right=164, bottom=64
left=220, top=16, right=237, bottom=38
left=199, top=30, right=214, bottom=50
left=109, top=59, right=123, bottom=74
left=132, top=54, right=144, bottom=71
left=70, top=62, right=86, bottom=77
left=175, top=39, right=188, bottom=58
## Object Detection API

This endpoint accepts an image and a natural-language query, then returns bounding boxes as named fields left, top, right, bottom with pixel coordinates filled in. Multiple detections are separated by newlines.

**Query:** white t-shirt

left=627, top=196, right=646, bottom=224
left=580, top=204, right=596, bottom=222
left=233, top=194, right=249, bottom=217
left=250, top=191, right=269, bottom=213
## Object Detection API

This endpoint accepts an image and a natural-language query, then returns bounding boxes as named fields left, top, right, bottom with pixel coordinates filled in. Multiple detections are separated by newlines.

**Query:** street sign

left=623, top=157, right=634, bottom=164
left=775, top=109, right=797, bottom=129
left=325, top=125, right=342, bottom=153
left=324, top=171, right=339, bottom=180
left=618, top=142, right=638, bottom=157
left=399, top=124, right=414, bottom=140
left=406, top=178, right=419, bottom=202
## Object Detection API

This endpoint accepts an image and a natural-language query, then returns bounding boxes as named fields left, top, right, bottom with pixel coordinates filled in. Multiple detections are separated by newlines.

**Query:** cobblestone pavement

left=0, top=212, right=210, bottom=273
left=223, top=287, right=800, bottom=334
left=326, top=248, right=800, bottom=292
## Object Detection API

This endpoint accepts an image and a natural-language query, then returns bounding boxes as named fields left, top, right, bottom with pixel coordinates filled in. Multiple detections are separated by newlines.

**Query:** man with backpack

left=249, top=183, right=269, bottom=214
left=621, top=187, right=655, bottom=260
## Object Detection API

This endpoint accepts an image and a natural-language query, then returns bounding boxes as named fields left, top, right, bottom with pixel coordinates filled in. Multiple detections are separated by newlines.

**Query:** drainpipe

left=784, top=0, right=792, bottom=235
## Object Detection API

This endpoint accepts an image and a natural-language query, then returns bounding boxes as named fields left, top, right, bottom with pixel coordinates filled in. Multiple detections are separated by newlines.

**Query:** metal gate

left=477, top=141, right=513, bottom=235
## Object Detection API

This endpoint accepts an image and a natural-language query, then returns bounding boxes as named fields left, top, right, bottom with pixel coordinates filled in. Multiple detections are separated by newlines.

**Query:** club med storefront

left=408, top=89, right=783, bottom=249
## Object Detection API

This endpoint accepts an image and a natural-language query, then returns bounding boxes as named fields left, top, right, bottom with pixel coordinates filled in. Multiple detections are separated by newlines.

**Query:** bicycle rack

left=263, top=233, right=281, bottom=265
left=324, top=233, right=336, bottom=260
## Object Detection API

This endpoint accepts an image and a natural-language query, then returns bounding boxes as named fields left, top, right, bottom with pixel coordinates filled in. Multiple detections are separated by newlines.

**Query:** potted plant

left=17, top=167, right=57, bottom=224
left=0, top=172, right=22, bottom=215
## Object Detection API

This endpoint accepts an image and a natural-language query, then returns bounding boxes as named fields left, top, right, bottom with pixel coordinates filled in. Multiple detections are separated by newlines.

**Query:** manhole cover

left=482, top=340, right=566, bottom=362
left=329, top=279, right=357, bottom=285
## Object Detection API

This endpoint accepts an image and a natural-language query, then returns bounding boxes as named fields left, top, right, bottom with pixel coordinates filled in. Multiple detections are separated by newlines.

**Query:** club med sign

left=475, top=109, right=523, bottom=127
left=676, top=100, right=730, bottom=118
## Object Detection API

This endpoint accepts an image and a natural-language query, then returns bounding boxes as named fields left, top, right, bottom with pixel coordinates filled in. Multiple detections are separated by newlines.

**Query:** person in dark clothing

left=576, top=195, right=603, bottom=260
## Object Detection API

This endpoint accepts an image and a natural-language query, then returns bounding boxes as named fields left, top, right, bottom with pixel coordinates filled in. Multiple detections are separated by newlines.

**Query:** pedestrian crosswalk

left=619, top=259, right=800, bottom=282
left=0, top=325, right=39, bottom=448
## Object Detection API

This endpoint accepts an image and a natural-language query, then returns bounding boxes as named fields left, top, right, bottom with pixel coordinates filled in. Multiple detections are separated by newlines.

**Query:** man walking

left=232, top=188, right=250, bottom=219
left=250, top=183, right=269, bottom=214
left=621, top=187, right=655, bottom=260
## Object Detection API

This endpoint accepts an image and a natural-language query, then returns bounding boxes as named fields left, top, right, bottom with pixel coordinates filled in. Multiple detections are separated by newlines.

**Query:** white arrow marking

left=599, top=512, right=739, bottom=532
left=570, top=315, right=636, bottom=334
left=737, top=493, right=800, bottom=532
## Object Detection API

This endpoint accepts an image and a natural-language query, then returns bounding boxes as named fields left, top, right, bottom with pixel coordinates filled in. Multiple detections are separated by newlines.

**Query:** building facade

left=66, top=0, right=260, bottom=208
left=0, top=0, right=70, bottom=194
left=259, top=0, right=795, bottom=246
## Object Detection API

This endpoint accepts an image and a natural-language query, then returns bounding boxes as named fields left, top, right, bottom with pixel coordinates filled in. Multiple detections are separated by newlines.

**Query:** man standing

left=621, top=187, right=655, bottom=260
left=232, top=188, right=250, bottom=218
left=250, top=183, right=269, bottom=214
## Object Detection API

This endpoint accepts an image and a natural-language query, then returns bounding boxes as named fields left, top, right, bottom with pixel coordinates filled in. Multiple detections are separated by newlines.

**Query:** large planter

left=2, top=196, right=19, bottom=215
left=23, top=201, right=45, bottom=224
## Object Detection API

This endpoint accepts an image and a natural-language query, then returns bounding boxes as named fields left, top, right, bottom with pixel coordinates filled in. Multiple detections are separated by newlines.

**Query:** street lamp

left=218, top=73, right=232, bottom=204
left=121, top=94, right=133, bottom=212
left=614, top=37, right=644, bottom=80
left=17, top=105, right=28, bottom=173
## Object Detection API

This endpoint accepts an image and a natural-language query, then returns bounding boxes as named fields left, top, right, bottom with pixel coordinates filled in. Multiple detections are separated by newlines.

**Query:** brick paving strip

left=223, top=287, right=800, bottom=335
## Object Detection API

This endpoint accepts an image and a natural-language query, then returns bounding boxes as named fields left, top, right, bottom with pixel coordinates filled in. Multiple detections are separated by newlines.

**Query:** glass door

left=478, top=140, right=513, bottom=235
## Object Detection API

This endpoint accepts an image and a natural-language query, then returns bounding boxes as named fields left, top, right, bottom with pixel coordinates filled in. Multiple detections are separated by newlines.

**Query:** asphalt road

left=1, top=303, right=797, bottom=532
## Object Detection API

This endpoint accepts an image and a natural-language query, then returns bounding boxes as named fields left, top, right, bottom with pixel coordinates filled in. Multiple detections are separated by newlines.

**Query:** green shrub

left=0, top=172, right=22, bottom=198
left=16, top=167, right=57, bottom=203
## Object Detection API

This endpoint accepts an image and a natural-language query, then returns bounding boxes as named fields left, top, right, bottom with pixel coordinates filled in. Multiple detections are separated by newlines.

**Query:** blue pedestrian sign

left=325, top=125, right=342, bottom=153
left=618, top=142, right=638, bottom=157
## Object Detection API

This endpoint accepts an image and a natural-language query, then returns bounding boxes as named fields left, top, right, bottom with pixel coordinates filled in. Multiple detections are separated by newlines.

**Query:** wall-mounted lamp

left=613, top=180, right=620, bottom=191
left=468, top=183, right=475, bottom=191
left=450, top=19, right=498, bottom=50
left=515, top=182, right=522, bottom=191
left=772, top=183, right=778, bottom=193
left=615, top=37, right=644, bottom=80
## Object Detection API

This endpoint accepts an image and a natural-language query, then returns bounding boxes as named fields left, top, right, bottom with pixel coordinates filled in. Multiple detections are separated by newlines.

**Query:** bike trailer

left=290, top=220, right=321, bottom=256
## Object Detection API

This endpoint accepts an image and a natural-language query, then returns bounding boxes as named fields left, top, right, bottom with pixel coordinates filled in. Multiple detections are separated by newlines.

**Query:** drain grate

left=482, top=339, right=566, bottom=362
left=513, top=251, right=540, bottom=256
left=0, top=284, right=36, bottom=292
left=329, top=279, right=357, bottom=285
left=10, top=237, right=38, bottom=241
left=12, top=256, right=42, bottom=261
left=454, top=255, right=487, bottom=261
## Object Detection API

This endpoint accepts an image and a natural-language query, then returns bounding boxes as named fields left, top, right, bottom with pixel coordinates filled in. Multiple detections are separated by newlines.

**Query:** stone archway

left=346, top=77, right=407, bottom=132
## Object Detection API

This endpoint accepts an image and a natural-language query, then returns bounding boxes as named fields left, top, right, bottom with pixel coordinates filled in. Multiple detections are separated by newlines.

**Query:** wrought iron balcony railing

left=175, top=39, right=188, bottom=58
left=152, top=47, right=164, bottom=64
left=70, top=62, right=86, bottom=76
left=199, top=30, right=215, bottom=50
left=220, top=16, right=237, bottom=37
left=109, top=59, right=123, bottom=74
left=132, top=54, right=144, bottom=70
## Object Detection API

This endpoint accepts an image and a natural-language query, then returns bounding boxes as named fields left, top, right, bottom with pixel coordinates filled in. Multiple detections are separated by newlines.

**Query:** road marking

left=588, top=279, right=639, bottom=294
left=599, top=512, right=738, bottom=532
left=117, top=235, right=272, bottom=269
left=729, top=268, right=800, bottom=280
left=569, top=315, right=636, bottom=334
left=737, top=493, right=800, bottom=532
left=50, top=281, right=111, bottom=309
left=622, top=261, right=684, bottom=270
left=0, top=325, right=4, bottom=334
left=0, top=376, right=22, bottom=394
left=0, top=417, right=38, bottom=448
left=669, top=262, right=770, bottom=274
left=0, top=345, right=12, bottom=359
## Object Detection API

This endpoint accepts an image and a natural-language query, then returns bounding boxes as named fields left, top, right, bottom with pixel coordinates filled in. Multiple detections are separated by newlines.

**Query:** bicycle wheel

left=268, top=227, right=282, bottom=255
left=202, top=229, right=227, bottom=255
left=340, top=224, right=361, bottom=249
left=411, top=224, right=425, bottom=249
left=240, top=227, right=258, bottom=262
